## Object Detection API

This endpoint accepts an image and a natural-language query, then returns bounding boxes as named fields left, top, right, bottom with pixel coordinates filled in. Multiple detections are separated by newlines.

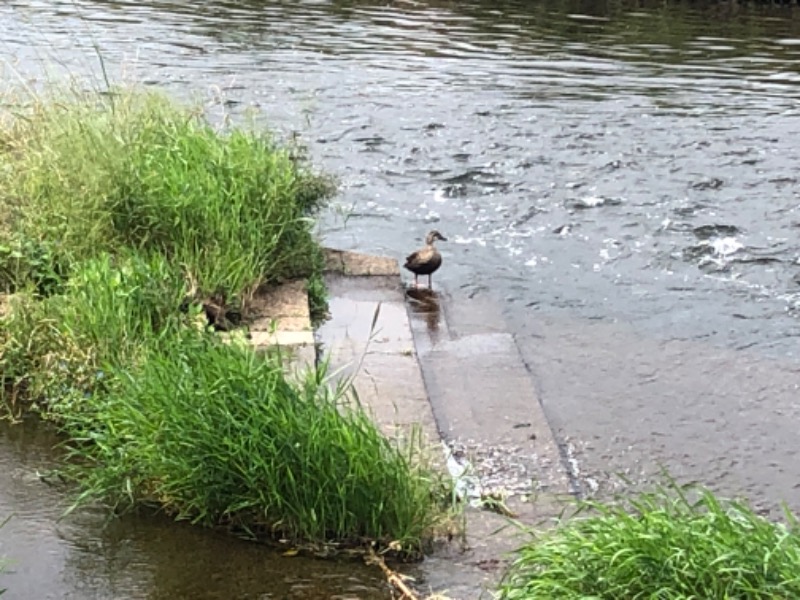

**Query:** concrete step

left=315, top=260, right=440, bottom=448
left=316, top=250, right=572, bottom=598
left=405, top=289, right=572, bottom=597
left=408, top=289, right=572, bottom=503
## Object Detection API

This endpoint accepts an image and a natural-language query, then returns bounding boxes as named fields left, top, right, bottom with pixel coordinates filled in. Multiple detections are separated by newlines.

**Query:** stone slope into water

left=316, top=249, right=571, bottom=598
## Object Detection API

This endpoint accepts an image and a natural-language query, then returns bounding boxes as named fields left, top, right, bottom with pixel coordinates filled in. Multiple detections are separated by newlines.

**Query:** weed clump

left=61, top=333, right=444, bottom=551
left=0, top=88, right=333, bottom=304
left=0, top=86, right=447, bottom=554
left=0, top=85, right=333, bottom=407
left=498, top=483, right=800, bottom=599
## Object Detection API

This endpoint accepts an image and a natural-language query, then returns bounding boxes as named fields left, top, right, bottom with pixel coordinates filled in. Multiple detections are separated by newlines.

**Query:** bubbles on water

left=432, top=188, right=448, bottom=203
left=566, top=195, right=625, bottom=210
left=683, top=235, right=744, bottom=271
left=453, top=235, right=486, bottom=247
left=712, top=236, right=745, bottom=257
left=525, top=255, right=550, bottom=268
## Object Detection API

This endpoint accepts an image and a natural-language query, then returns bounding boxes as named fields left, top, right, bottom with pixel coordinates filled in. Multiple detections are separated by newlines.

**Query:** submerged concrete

left=316, top=274, right=440, bottom=448
left=316, top=250, right=572, bottom=598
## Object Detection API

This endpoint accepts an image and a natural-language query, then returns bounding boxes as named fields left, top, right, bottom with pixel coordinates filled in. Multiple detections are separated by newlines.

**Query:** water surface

left=2, top=0, right=800, bottom=596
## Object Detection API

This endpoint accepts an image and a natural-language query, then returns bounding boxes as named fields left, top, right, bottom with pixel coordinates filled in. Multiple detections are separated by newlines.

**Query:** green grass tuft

left=0, top=87, right=334, bottom=305
left=1, top=251, right=188, bottom=414
left=498, top=482, right=800, bottom=599
left=0, top=85, right=448, bottom=554
left=58, top=332, right=446, bottom=552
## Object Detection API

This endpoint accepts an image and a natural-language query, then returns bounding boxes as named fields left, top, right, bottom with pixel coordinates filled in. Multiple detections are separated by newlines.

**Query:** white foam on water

left=712, top=236, right=744, bottom=257
left=443, top=442, right=482, bottom=505
left=453, top=235, right=487, bottom=247
left=581, top=195, right=606, bottom=207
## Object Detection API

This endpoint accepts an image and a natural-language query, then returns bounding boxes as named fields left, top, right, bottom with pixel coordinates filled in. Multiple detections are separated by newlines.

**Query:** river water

left=2, top=0, right=800, bottom=597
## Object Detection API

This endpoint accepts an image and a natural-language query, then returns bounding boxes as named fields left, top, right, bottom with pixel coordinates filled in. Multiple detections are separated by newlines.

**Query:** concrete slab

left=240, top=280, right=316, bottom=371
left=408, top=291, right=571, bottom=501
left=323, top=247, right=400, bottom=276
left=249, top=330, right=315, bottom=347
left=406, top=288, right=572, bottom=596
left=316, top=274, right=440, bottom=447
left=248, top=280, right=312, bottom=333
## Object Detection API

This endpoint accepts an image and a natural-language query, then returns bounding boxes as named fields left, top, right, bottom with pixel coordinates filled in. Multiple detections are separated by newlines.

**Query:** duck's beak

left=439, top=235, right=448, bottom=242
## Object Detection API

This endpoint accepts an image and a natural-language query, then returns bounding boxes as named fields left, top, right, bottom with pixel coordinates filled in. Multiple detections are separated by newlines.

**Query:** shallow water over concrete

left=3, top=0, right=800, bottom=596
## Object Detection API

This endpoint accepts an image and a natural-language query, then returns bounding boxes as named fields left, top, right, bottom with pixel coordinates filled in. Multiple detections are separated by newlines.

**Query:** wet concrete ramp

left=316, top=258, right=574, bottom=597
left=408, top=291, right=570, bottom=499
left=405, top=291, right=572, bottom=597
left=316, top=273, right=440, bottom=447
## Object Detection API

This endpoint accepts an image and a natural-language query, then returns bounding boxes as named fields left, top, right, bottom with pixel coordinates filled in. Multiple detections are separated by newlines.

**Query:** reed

left=58, top=332, right=447, bottom=552
left=0, top=85, right=448, bottom=554
left=0, top=515, right=8, bottom=596
left=498, top=482, right=800, bottom=599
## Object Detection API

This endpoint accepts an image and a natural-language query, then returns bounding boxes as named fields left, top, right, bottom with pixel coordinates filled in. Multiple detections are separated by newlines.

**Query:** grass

left=1, top=251, right=187, bottom=415
left=0, top=84, right=449, bottom=554
left=0, top=85, right=334, bottom=306
left=497, top=482, right=800, bottom=599
left=58, top=332, right=446, bottom=552
left=0, top=83, right=333, bottom=411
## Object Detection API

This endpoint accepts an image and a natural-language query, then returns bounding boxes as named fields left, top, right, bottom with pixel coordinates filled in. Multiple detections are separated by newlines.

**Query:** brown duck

left=404, top=230, right=447, bottom=289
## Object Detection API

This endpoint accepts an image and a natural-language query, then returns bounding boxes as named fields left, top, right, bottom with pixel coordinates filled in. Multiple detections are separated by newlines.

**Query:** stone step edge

left=246, top=247, right=572, bottom=506
left=243, top=247, right=399, bottom=355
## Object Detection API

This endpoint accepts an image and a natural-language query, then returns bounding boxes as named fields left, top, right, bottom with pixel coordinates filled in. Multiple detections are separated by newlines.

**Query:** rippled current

left=3, top=1, right=800, bottom=348
left=2, top=0, right=800, bottom=597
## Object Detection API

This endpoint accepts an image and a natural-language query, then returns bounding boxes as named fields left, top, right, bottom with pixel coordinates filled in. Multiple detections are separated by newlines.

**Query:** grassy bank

left=0, top=87, right=331, bottom=307
left=0, top=86, right=448, bottom=554
left=498, top=483, right=800, bottom=599
left=60, top=329, right=446, bottom=550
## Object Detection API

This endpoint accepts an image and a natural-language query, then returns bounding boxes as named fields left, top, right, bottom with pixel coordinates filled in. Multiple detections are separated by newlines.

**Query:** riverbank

left=0, top=85, right=450, bottom=560
left=2, top=79, right=800, bottom=599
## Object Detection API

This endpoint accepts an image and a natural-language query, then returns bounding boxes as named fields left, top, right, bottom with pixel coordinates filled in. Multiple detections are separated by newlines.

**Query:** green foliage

left=0, top=86, right=333, bottom=412
left=305, top=245, right=329, bottom=326
left=59, top=332, right=446, bottom=552
left=0, top=85, right=445, bottom=554
left=0, top=234, right=66, bottom=296
left=498, top=483, right=800, bottom=599
left=0, top=252, right=187, bottom=413
left=0, top=87, right=334, bottom=305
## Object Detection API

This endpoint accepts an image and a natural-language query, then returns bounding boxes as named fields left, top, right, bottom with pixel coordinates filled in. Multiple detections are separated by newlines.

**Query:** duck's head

left=425, top=230, right=447, bottom=244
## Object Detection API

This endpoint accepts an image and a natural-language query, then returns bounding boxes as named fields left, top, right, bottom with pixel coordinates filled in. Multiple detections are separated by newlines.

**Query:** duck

left=404, top=230, right=447, bottom=289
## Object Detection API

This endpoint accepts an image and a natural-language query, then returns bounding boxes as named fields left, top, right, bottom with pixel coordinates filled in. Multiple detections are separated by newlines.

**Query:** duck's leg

left=414, top=273, right=419, bottom=288
left=428, top=274, right=433, bottom=289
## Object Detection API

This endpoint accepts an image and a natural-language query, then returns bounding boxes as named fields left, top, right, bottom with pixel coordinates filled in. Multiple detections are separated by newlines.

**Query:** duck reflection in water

left=406, top=287, right=441, bottom=337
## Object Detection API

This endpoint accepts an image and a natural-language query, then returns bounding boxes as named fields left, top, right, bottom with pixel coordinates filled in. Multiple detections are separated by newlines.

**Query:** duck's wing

left=404, top=250, right=421, bottom=268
